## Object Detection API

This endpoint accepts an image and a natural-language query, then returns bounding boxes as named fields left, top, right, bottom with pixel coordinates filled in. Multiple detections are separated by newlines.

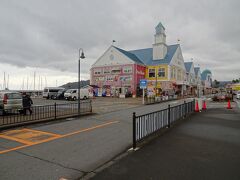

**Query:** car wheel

left=73, top=97, right=76, bottom=101
left=83, top=96, right=87, bottom=100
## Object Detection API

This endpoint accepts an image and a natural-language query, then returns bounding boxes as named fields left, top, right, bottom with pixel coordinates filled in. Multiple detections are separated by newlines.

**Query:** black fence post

left=193, top=99, right=195, bottom=112
left=168, top=104, right=171, bottom=128
left=133, top=112, right=136, bottom=149
left=54, top=103, right=57, bottom=120
left=184, top=101, right=186, bottom=118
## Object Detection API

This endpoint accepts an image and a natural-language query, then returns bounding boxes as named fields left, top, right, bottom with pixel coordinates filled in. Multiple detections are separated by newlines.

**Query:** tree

left=232, top=78, right=240, bottom=83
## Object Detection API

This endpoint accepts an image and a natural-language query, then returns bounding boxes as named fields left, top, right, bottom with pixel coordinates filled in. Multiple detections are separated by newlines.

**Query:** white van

left=43, top=87, right=65, bottom=99
left=64, top=89, right=89, bottom=101
left=237, top=91, right=240, bottom=99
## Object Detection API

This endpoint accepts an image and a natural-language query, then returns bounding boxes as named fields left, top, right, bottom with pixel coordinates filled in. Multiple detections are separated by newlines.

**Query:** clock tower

left=153, top=22, right=167, bottom=60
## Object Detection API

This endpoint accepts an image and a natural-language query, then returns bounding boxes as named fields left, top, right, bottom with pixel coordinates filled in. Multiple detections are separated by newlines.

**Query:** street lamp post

left=78, top=48, right=85, bottom=115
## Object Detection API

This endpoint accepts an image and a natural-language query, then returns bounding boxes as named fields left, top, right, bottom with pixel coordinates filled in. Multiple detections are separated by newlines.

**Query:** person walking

left=22, top=92, right=33, bottom=115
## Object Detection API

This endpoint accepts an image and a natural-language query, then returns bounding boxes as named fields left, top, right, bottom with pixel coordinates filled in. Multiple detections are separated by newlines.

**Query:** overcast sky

left=0, top=0, right=239, bottom=90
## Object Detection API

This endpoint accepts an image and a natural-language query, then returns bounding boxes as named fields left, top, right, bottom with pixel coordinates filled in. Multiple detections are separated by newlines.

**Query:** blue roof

left=129, top=44, right=179, bottom=65
left=184, top=62, right=193, bottom=72
left=201, top=69, right=212, bottom=80
left=194, top=67, right=200, bottom=75
left=113, top=46, right=144, bottom=65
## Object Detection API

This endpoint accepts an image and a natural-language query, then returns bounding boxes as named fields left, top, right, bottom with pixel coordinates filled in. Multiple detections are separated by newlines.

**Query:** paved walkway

left=91, top=104, right=240, bottom=180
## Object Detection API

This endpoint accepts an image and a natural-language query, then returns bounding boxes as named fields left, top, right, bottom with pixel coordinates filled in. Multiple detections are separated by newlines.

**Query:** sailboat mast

left=7, top=74, right=9, bottom=89
left=3, top=72, right=6, bottom=89
left=34, top=71, right=36, bottom=91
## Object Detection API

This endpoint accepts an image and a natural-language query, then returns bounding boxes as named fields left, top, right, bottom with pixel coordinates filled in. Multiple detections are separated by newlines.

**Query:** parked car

left=64, top=89, right=89, bottom=101
left=237, top=91, right=240, bottom=99
left=0, top=91, right=23, bottom=115
left=43, top=87, right=65, bottom=99
left=53, top=89, right=66, bottom=100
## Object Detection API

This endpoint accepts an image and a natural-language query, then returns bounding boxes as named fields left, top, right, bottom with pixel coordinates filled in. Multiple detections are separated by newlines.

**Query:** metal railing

left=133, top=100, right=195, bottom=149
left=0, top=100, right=92, bottom=129
left=145, top=95, right=177, bottom=105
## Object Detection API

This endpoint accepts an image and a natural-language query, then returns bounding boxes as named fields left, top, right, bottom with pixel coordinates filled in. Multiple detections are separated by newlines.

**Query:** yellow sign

left=232, top=84, right=240, bottom=91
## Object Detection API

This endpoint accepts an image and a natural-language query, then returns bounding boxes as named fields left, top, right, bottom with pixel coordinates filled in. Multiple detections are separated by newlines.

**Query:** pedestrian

left=22, top=92, right=33, bottom=115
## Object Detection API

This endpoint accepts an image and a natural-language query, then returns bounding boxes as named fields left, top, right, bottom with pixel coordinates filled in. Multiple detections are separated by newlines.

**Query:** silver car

left=0, top=91, right=23, bottom=115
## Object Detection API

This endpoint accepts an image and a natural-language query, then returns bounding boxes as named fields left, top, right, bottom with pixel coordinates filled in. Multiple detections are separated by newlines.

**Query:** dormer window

left=149, top=69, right=155, bottom=77
left=158, top=68, right=165, bottom=77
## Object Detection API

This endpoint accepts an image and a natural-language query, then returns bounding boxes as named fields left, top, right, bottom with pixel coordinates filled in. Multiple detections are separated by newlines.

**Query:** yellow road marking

left=0, top=120, right=119, bottom=155
left=0, top=145, right=30, bottom=154
left=0, top=134, right=34, bottom=145
left=61, top=121, right=119, bottom=138
left=0, top=128, right=60, bottom=145
left=22, top=128, right=62, bottom=137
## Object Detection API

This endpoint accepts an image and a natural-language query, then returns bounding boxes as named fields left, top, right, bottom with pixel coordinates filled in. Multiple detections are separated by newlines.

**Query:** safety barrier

left=145, top=95, right=177, bottom=105
left=133, top=100, right=194, bottom=149
left=0, top=100, right=92, bottom=129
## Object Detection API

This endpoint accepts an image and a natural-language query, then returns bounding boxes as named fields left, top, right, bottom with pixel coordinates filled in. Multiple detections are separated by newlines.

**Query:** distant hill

left=60, top=80, right=90, bottom=89
left=218, top=81, right=231, bottom=87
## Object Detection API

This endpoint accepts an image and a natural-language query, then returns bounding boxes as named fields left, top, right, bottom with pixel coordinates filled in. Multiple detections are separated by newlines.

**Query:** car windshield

left=65, top=89, right=73, bottom=93
left=7, top=93, right=22, bottom=99
left=58, top=89, right=65, bottom=93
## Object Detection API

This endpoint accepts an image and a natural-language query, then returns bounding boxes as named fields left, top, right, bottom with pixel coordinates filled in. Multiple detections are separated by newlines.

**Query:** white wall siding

left=92, top=46, right=134, bottom=67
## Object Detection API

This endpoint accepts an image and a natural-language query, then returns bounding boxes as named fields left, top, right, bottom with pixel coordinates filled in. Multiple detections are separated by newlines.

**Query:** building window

left=106, top=76, right=113, bottom=81
left=104, top=69, right=111, bottom=74
left=94, top=69, right=102, bottom=75
left=123, top=66, right=132, bottom=73
left=149, top=69, right=155, bottom=77
left=158, top=68, right=165, bottom=77
left=111, top=68, right=121, bottom=74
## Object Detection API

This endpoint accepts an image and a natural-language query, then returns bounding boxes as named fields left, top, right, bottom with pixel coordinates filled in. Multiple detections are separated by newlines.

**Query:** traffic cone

left=202, top=100, right=207, bottom=110
left=227, top=100, right=232, bottom=109
left=195, top=100, right=200, bottom=112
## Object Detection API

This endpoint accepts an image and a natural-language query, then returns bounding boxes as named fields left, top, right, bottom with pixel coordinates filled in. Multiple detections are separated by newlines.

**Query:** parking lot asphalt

left=91, top=102, right=240, bottom=180
left=32, top=97, right=143, bottom=114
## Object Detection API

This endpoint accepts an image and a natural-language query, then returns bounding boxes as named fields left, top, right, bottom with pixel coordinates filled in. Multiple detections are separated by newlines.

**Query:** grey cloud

left=0, top=0, right=240, bottom=81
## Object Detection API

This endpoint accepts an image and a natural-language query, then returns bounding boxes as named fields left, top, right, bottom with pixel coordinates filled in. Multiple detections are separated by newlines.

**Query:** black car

left=53, top=89, right=66, bottom=100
